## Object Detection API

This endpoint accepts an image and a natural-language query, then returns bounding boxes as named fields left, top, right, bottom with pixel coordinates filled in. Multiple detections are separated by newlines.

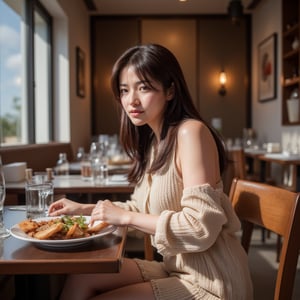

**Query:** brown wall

left=141, top=18, right=197, bottom=103
left=198, top=17, right=249, bottom=139
left=92, top=18, right=139, bottom=135
left=91, top=16, right=250, bottom=141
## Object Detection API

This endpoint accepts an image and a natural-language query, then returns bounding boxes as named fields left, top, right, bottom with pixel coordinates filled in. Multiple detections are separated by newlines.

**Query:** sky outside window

left=0, top=0, right=23, bottom=144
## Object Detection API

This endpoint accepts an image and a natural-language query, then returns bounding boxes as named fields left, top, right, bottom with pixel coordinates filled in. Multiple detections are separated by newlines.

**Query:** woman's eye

left=140, top=85, right=150, bottom=92
left=119, top=88, right=128, bottom=95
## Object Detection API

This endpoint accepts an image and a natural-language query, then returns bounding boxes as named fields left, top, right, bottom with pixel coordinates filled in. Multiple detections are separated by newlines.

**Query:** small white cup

left=3, top=162, right=27, bottom=182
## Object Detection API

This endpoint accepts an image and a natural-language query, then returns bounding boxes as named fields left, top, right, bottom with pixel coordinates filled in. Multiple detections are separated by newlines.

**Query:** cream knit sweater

left=115, top=146, right=253, bottom=299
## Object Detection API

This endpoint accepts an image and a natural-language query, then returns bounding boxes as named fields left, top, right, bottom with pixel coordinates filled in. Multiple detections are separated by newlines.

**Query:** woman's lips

left=129, top=109, right=143, bottom=117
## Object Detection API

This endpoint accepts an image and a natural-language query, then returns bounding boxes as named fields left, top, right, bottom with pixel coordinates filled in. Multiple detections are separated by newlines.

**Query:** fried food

left=34, top=222, right=64, bottom=240
left=87, top=222, right=109, bottom=234
left=18, top=216, right=109, bottom=240
left=71, top=225, right=86, bottom=238
left=65, top=223, right=86, bottom=239
left=65, top=223, right=78, bottom=239
left=18, top=219, right=39, bottom=233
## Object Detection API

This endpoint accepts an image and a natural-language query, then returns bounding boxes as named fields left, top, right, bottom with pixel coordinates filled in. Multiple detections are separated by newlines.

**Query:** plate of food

left=10, top=215, right=117, bottom=250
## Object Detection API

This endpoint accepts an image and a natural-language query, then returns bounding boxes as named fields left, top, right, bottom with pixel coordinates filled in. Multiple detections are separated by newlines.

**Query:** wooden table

left=1, top=207, right=127, bottom=274
left=6, top=175, right=135, bottom=204
left=0, top=207, right=128, bottom=299
left=245, top=151, right=300, bottom=192
left=258, top=153, right=300, bottom=191
left=244, top=149, right=266, bottom=180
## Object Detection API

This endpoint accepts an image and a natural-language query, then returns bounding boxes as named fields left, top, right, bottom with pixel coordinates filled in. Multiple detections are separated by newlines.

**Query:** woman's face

left=119, top=65, right=173, bottom=135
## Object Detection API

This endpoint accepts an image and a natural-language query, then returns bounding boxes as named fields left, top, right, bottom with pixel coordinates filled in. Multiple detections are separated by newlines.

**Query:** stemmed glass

left=0, top=156, right=10, bottom=238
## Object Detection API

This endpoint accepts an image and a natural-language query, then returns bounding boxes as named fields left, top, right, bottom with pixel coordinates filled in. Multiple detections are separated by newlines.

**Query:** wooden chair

left=223, top=149, right=273, bottom=246
left=229, top=178, right=300, bottom=300
left=144, top=234, right=154, bottom=260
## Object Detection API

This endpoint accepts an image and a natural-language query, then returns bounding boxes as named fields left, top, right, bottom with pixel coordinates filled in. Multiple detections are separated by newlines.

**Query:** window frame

left=25, top=0, right=53, bottom=143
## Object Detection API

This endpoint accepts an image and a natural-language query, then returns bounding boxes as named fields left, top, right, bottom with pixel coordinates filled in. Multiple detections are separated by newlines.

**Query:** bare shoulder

left=177, top=119, right=211, bottom=140
left=176, top=119, right=220, bottom=187
left=176, top=119, right=216, bottom=161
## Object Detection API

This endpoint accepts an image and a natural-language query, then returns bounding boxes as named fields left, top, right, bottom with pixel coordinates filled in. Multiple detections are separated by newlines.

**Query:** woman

left=49, top=44, right=253, bottom=300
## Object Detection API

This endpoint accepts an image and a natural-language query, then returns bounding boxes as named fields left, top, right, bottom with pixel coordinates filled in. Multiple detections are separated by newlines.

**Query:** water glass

left=44, top=182, right=54, bottom=210
left=0, top=156, right=10, bottom=238
left=90, top=141, right=109, bottom=185
left=33, top=173, right=54, bottom=210
left=26, top=181, right=53, bottom=219
left=92, top=160, right=109, bottom=185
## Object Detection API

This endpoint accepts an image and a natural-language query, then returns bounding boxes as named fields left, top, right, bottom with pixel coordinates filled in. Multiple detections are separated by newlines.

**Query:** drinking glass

left=81, top=153, right=92, bottom=181
left=90, top=142, right=109, bottom=185
left=26, top=178, right=53, bottom=219
left=32, top=172, right=54, bottom=211
left=0, top=157, right=10, bottom=238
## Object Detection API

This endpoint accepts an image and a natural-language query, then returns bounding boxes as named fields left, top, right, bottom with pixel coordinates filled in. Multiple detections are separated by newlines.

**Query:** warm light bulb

left=219, top=71, right=227, bottom=96
left=219, top=71, right=227, bottom=85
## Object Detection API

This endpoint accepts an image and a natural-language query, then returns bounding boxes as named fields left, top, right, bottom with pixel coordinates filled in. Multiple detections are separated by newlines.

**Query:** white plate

left=10, top=216, right=117, bottom=250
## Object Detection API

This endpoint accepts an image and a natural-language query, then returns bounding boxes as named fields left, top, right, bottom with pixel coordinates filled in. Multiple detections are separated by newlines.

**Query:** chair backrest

left=222, top=148, right=247, bottom=194
left=229, top=178, right=300, bottom=300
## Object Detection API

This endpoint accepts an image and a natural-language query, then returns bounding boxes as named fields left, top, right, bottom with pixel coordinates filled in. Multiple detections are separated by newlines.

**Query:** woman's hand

left=90, top=200, right=129, bottom=226
left=91, top=200, right=158, bottom=235
left=48, top=198, right=87, bottom=216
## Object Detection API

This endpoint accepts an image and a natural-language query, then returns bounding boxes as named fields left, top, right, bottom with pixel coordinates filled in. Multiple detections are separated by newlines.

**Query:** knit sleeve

left=154, top=184, right=228, bottom=256
left=111, top=179, right=145, bottom=212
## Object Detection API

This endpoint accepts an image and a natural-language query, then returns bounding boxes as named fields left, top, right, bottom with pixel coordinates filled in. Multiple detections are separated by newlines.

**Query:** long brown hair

left=111, top=44, right=227, bottom=183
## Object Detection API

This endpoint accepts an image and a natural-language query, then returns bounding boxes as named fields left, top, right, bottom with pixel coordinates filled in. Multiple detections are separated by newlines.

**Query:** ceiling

left=85, top=0, right=260, bottom=15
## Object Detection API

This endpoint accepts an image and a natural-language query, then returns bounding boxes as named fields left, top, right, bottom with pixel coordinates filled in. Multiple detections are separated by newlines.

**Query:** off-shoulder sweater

left=115, top=146, right=253, bottom=299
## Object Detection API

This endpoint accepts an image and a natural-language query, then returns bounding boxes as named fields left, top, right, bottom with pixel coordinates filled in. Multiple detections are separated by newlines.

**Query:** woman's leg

left=89, top=282, right=155, bottom=300
left=59, top=258, right=148, bottom=300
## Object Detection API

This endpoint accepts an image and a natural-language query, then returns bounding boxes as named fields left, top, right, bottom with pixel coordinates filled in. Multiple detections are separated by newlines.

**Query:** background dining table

left=244, top=150, right=300, bottom=192
left=6, top=174, right=135, bottom=204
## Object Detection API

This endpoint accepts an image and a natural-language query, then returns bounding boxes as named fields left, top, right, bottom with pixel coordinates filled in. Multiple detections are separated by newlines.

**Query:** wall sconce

left=227, top=0, right=244, bottom=25
left=219, top=70, right=227, bottom=96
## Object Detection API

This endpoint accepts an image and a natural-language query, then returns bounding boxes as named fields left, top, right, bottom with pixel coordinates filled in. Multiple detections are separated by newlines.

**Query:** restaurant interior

left=1, top=0, right=300, bottom=299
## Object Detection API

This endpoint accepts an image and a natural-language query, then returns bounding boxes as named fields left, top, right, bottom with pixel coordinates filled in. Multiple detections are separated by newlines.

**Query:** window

left=33, top=2, right=53, bottom=143
left=0, top=0, right=25, bottom=144
left=0, top=0, right=53, bottom=145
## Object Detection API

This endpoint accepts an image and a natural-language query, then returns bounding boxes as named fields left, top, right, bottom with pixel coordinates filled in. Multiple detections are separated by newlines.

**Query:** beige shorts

left=134, top=258, right=220, bottom=300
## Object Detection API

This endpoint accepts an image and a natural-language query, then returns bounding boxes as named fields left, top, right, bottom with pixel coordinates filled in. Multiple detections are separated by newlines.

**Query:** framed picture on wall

left=258, top=33, right=277, bottom=102
left=76, top=47, right=85, bottom=98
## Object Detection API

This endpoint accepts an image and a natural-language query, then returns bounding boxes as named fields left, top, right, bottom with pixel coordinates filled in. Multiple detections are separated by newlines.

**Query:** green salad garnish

left=60, top=215, right=88, bottom=232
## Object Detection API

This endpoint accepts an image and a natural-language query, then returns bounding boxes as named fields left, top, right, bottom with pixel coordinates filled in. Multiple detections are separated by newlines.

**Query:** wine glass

left=0, top=157, right=10, bottom=238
